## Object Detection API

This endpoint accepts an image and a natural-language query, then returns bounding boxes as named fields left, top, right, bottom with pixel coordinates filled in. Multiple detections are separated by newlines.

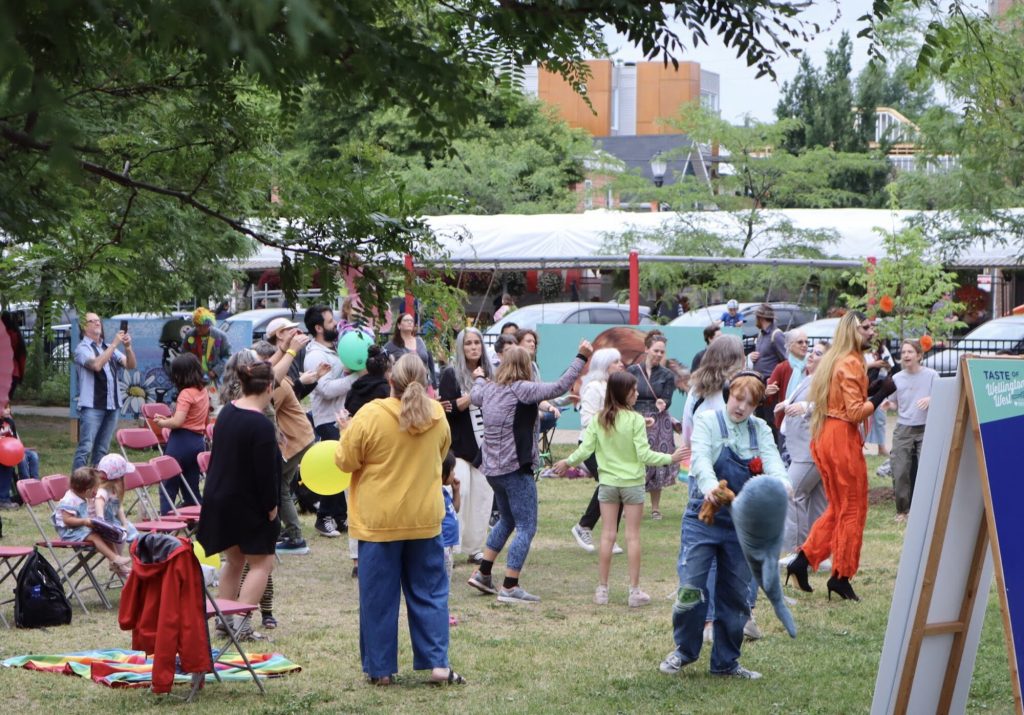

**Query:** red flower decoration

left=879, top=295, right=894, bottom=313
left=748, top=457, right=764, bottom=476
left=920, top=334, right=934, bottom=352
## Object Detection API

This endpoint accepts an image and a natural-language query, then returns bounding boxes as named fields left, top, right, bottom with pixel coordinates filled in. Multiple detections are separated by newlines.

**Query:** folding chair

left=0, top=545, right=34, bottom=628
left=124, top=464, right=158, bottom=520
left=204, top=423, right=215, bottom=446
left=127, top=533, right=264, bottom=700
left=41, top=474, right=70, bottom=501
left=151, top=455, right=201, bottom=516
left=16, top=479, right=111, bottom=613
left=141, top=403, right=172, bottom=446
left=197, top=451, right=211, bottom=476
left=117, top=427, right=163, bottom=460
left=205, top=596, right=266, bottom=696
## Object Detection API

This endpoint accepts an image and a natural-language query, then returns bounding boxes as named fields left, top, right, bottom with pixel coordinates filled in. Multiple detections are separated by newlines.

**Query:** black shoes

left=785, top=551, right=814, bottom=593
left=826, top=575, right=860, bottom=602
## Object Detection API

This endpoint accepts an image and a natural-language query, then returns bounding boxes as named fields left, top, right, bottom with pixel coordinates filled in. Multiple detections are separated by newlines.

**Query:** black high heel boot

left=785, top=551, right=813, bottom=593
left=826, top=575, right=860, bottom=602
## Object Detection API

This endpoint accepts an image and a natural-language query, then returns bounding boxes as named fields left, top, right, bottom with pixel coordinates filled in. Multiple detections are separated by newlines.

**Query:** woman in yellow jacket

left=335, top=353, right=462, bottom=687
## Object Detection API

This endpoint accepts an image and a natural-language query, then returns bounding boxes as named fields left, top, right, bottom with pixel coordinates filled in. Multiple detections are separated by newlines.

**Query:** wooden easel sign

left=963, top=356, right=1024, bottom=712
left=872, top=355, right=1024, bottom=715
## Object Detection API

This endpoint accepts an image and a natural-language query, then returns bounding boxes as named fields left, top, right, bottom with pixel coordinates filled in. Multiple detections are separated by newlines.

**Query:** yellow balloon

left=300, top=440, right=352, bottom=496
left=193, top=540, right=220, bottom=569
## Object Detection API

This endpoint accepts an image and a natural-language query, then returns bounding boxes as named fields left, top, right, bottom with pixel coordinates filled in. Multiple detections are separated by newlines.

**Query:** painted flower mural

left=119, top=369, right=158, bottom=417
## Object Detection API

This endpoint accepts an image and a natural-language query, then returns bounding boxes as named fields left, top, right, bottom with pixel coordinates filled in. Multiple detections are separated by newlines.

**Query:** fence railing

left=19, top=326, right=73, bottom=373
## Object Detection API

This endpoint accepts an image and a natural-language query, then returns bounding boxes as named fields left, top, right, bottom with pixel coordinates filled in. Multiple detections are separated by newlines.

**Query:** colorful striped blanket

left=2, top=649, right=301, bottom=688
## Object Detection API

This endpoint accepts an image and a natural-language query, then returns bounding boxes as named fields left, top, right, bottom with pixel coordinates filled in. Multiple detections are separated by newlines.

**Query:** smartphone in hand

left=119, top=320, right=129, bottom=333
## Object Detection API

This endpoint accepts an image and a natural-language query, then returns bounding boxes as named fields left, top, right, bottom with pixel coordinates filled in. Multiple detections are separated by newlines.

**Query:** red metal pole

left=629, top=249, right=639, bottom=325
left=404, top=254, right=415, bottom=316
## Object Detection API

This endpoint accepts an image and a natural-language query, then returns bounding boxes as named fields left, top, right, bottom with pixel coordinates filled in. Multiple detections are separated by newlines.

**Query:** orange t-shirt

left=175, top=387, right=210, bottom=434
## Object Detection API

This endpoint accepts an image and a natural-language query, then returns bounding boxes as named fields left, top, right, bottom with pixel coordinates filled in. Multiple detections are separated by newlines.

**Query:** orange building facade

left=525, top=60, right=719, bottom=138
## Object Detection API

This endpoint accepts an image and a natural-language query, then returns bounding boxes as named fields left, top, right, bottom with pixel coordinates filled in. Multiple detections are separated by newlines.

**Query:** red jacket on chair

left=118, top=534, right=212, bottom=693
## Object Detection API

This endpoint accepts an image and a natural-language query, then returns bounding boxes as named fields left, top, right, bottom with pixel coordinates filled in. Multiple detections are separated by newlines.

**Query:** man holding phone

left=72, top=312, right=136, bottom=470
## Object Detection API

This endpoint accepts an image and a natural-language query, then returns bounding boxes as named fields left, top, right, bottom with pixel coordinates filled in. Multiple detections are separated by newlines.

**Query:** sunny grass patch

left=0, top=417, right=1016, bottom=713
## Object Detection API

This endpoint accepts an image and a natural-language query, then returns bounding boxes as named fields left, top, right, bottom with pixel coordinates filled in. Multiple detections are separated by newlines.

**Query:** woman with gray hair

left=570, top=347, right=625, bottom=553
left=438, top=328, right=494, bottom=564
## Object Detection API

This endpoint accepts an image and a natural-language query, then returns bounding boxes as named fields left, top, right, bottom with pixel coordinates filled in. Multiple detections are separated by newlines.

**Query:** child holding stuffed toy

left=554, top=371, right=687, bottom=608
left=659, top=371, right=786, bottom=680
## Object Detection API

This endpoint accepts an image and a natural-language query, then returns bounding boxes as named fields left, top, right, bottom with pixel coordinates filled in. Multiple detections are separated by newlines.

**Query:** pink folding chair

left=16, top=479, right=111, bottom=613
left=141, top=403, right=172, bottom=446
left=197, top=451, right=211, bottom=476
left=204, top=422, right=215, bottom=447
left=151, top=455, right=201, bottom=517
left=41, top=474, right=70, bottom=501
left=124, top=463, right=161, bottom=519
left=117, top=428, right=163, bottom=459
left=0, top=546, right=34, bottom=628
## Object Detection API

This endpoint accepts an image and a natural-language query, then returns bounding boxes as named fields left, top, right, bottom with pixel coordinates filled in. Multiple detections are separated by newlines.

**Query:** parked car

left=220, top=308, right=301, bottom=344
left=922, top=315, right=1024, bottom=377
left=669, top=302, right=818, bottom=342
left=484, top=302, right=655, bottom=340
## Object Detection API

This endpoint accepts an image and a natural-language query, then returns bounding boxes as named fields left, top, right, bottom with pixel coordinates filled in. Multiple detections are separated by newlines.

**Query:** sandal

left=429, top=669, right=467, bottom=686
left=651, top=510, right=662, bottom=521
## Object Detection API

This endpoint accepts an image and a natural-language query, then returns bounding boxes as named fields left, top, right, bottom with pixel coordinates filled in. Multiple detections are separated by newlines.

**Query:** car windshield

left=959, top=320, right=1024, bottom=343
left=492, top=304, right=575, bottom=331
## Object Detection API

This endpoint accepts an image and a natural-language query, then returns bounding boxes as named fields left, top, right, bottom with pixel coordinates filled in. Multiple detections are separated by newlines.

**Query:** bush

left=17, top=369, right=71, bottom=406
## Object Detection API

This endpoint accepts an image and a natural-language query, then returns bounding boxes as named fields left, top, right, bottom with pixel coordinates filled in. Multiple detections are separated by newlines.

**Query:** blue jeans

left=685, top=560, right=759, bottom=623
left=161, top=429, right=205, bottom=514
left=19, top=449, right=39, bottom=479
left=0, top=466, right=13, bottom=501
left=358, top=536, right=449, bottom=678
left=485, top=469, right=538, bottom=571
left=670, top=516, right=752, bottom=674
left=73, top=407, right=120, bottom=471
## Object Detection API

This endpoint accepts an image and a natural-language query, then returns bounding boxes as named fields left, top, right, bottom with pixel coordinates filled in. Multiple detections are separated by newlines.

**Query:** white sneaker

left=612, top=542, right=624, bottom=555
left=571, top=524, right=596, bottom=553
left=594, top=584, right=609, bottom=605
left=497, top=586, right=541, bottom=604
left=743, top=615, right=763, bottom=641
left=628, top=587, right=651, bottom=608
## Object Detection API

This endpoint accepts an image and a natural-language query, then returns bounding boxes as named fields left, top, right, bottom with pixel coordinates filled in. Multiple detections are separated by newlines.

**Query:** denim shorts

left=598, top=484, right=645, bottom=505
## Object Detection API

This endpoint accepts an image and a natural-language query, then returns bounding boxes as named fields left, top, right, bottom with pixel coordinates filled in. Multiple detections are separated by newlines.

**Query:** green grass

left=0, top=415, right=1017, bottom=713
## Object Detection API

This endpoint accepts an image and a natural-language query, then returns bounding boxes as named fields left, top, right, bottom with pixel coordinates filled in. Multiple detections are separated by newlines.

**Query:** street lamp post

left=649, top=153, right=667, bottom=212
left=649, top=153, right=667, bottom=188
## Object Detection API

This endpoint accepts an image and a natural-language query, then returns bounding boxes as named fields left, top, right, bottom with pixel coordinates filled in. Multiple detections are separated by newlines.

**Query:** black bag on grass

left=14, top=549, right=72, bottom=628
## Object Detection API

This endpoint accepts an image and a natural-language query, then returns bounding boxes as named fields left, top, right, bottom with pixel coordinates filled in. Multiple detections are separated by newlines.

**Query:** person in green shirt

left=554, top=372, right=687, bottom=608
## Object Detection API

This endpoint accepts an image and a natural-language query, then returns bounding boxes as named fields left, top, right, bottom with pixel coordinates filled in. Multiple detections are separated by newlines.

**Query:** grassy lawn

left=0, top=414, right=1017, bottom=713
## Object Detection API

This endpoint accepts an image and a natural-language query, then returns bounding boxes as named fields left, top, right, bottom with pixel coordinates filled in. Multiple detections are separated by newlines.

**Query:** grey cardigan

left=471, top=356, right=586, bottom=477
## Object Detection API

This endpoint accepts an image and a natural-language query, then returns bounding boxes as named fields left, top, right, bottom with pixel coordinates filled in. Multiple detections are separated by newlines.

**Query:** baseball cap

left=266, top=317, right=301, bottom=341
left=96, top=453, right=135, bottom=480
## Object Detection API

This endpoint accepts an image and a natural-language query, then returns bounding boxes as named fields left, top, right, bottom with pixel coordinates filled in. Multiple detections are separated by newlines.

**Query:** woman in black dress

left=627, top=329, right=677, bottom=520
left=198, top=358, right=280, bottom=627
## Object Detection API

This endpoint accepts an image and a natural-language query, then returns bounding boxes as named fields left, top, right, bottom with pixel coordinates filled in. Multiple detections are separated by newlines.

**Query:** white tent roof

left=233, top=208, right=1024, bottom=271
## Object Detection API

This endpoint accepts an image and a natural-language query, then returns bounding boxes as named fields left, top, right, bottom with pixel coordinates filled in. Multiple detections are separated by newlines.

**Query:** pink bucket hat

left=96, top=453, right=135, bottom=480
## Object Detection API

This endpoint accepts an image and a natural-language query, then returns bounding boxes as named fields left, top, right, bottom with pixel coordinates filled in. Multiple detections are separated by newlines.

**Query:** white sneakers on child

left=628, top=587, right=651, bottom=608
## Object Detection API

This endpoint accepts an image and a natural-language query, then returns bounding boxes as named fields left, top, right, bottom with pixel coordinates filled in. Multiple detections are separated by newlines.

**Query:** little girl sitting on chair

left=95, top=454, right=140, bottom=547
left=53, top=467, right=132, bottom=578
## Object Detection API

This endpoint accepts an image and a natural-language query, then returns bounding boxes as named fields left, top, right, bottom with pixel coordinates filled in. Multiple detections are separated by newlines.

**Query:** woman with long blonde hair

left=786, top=311, right=894, bottom=602
left=335, top=353, right=460, bottom=686
left=467, top=340, right=593, bottom=604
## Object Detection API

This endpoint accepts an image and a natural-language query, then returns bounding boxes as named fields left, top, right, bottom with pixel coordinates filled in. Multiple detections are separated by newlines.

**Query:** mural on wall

left=535, top=324, right=715, bottom=431
left=69, top=316, right=252, bottom=420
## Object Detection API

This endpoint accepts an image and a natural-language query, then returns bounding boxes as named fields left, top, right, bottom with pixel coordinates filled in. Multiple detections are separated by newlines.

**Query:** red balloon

left=0, top=437, right=25, bottom=467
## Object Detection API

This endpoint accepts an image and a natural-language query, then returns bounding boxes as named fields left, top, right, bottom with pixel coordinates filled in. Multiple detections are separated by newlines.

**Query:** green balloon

left=337, top=330, right=370, bottom=371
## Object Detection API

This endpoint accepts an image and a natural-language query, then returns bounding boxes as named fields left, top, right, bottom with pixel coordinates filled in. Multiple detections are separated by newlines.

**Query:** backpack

left=14, top=549, right=72, bottom=628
